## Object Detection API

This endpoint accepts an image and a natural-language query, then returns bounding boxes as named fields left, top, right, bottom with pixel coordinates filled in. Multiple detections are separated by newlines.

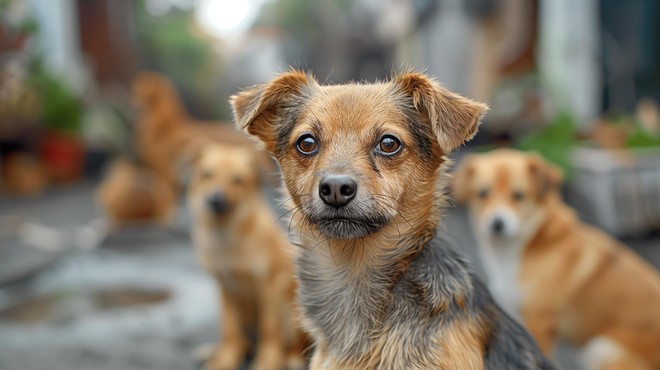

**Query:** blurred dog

left=97, top=158, right=176, bottom=228
left=132, top=72, right=256, bottom=191
left=453, top=149, right=660, bottom=370
left=232, top=70, right=555, bottom=369
left=187, top=143, right=306, bottom=370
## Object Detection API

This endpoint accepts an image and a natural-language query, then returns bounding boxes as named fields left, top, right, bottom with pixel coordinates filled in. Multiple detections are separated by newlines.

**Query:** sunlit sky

left=195, top=0, right=270, bottom=40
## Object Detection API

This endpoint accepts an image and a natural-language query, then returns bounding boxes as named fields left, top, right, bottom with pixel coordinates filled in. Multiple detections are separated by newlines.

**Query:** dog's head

left=187, top=144, right=263, bottom=219
left=132, top=72, right=184, bottom=117
left=452, top=149, right=563, bottom=241
left=231, top=70, right=487, bottom=240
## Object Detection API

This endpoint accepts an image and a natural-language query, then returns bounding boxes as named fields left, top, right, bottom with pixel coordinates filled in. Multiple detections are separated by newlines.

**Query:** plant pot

left=39, top=131, right=84, bottom=184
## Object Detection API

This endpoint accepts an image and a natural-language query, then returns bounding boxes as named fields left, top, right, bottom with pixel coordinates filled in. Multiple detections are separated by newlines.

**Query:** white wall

left=539, top=0, right=601, bottom=130
left=28, top=0, right=89, bottom=93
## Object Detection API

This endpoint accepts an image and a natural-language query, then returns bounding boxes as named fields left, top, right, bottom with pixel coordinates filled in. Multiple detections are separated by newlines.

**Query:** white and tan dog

left=453, top=148, right=660, bottom=370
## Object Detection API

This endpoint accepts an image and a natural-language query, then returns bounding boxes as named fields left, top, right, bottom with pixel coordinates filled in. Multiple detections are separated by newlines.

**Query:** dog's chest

left=477, top=239, right=524, bottom=319
left=192, top=227, right=269, bottom=279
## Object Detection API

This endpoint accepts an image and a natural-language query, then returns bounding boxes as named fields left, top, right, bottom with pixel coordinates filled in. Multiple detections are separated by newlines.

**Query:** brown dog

left=97, top=158, right=176, bottom=228
left=231, top=70, right=555, bottom=369
left=187, top=143, right=306, bottom=370
left=132, top=72, right=255, bottom=191
left=453, top=149, right=660, bottom=370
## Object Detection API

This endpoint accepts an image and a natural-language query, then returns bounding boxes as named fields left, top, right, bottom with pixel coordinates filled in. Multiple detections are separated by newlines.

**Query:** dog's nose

left=319, top=174, right=357, bottom=208
left=207, top=192, right=228, bottom=215
left=492, top=218, right=504, bottom=235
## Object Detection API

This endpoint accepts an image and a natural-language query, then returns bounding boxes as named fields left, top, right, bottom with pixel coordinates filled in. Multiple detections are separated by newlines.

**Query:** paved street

left=0, top=181, right=658, bottom=370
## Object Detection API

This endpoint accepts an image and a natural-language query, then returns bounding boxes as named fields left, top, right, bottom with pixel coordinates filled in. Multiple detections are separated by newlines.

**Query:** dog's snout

left=319, top=174, right=357, bottom=208
left=492, top=218, right=504, bottom=235
left=207, top=192, right=228, bottom=215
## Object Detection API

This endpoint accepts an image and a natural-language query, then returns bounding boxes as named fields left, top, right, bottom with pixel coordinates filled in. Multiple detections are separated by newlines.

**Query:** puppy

left=187, top=143, right=306, bottom=370
left=97, top=158, right=176, bottom=228
left=231, top=70, right=555, bottom=369
left=453, top=149, right=660, bottom=370
left=132, top=72, right=256, bottom=191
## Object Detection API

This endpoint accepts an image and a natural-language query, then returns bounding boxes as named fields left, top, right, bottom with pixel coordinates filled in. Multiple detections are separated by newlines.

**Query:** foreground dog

left=231, top=71, right=555, bottom=369
left=453, top=149, right=660, bottom=369
left=188, top=144, right=306, bottom=370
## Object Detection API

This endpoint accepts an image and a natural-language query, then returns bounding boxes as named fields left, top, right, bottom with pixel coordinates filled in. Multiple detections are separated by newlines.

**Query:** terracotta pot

left=39, top=132, right=84, bottom=184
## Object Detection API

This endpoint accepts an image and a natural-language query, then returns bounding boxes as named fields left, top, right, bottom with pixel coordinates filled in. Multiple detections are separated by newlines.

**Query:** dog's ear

left=393, top=72, right=488, bottom=153
left=451, top=155, right=476, bottom=203
left=230, top=70, right=315, bottom=154
left=527, top=153, right=563, bottom=199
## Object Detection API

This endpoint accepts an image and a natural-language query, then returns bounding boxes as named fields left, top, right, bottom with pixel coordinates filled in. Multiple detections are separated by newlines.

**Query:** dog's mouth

left=309, top=214, right=390, bottom=239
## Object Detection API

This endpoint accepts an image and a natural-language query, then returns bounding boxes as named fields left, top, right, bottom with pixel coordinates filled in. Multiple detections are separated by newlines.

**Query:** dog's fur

left=187, top=143, right=306, bottom=370
left=132, top=72, right=256, bottom=191
left=231, top=70, right=555, bottom=369
left=97, top=158, right=176, bottom=228
left=453, top=149, right=660, bottom=370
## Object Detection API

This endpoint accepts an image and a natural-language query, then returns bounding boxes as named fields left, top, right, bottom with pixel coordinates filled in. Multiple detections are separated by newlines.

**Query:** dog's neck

left=287, top=167, right=449, bottom=362
left=524, top=195, right=578, bottom=254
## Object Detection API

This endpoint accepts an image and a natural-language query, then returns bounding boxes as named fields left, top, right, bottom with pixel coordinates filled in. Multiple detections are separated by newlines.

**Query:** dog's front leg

left=522, top=307, right=558, bottom=357
left=251, top=274, right=287, bottom=370
left=205, top=282, right=249, bottom=370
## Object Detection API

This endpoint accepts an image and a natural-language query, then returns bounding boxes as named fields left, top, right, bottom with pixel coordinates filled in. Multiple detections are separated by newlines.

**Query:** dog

left=187, top=143, right=306, bottom=370
left=97, top=158, right=176, bottom=228
left=132, top=72, right=257, bottom=192
left=230, top=70, right=555, bottom=369
left=452, top=149, right=660, bottom=369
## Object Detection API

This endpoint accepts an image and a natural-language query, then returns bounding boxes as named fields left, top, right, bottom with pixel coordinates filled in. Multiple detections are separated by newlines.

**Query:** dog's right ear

left=451, top=155, right=476, bottom=203
left=230, top=70, right=315, bottom=154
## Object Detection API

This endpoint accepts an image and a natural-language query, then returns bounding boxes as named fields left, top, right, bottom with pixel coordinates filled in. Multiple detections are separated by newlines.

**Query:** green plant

left=29, top=60, right=83, bottom=133
left=627, top=126, right=660, bottom=148
left=515, top=112, right=578, bottom=178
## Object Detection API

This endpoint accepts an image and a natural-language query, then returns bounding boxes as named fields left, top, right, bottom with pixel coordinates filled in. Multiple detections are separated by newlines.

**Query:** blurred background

left=0, top=0, right=659, bottom=369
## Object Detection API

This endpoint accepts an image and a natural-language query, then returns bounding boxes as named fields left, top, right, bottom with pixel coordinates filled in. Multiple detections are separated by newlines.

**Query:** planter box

left=568, top=146, right=660, bottom=236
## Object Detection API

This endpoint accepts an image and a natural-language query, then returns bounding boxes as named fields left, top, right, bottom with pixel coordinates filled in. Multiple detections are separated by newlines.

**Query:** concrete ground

left=0, top=181, right=658, bottom=370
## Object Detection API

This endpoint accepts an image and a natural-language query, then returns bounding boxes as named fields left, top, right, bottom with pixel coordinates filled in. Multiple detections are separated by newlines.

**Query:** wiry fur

left=231, top=70, right=556, bottom=369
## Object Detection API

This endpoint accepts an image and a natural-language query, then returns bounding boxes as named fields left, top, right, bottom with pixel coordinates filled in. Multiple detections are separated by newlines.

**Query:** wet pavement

left=0, top=182, right=658, bottom=370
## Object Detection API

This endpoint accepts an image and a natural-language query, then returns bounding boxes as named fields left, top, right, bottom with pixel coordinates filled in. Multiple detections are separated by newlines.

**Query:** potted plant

left=30, top=60, right=85, bottom=184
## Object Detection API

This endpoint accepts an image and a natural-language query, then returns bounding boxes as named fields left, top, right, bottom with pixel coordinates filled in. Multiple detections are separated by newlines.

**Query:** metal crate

left=568, top=146, right=660, bottom=236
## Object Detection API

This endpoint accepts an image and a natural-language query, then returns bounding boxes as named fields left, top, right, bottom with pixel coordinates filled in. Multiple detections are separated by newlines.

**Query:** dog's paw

left=250, top=343, right=285, bottom=370
left=285, top=353, right=306, bottom=370
left=202, top=343, right=246, bottom=370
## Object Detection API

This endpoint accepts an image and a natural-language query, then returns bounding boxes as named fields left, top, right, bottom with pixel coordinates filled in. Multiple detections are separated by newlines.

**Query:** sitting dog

left=452, top=149, right=660, bottom=370
left=187, top=143, right=306, bottom=370
left=231, top=70, right=555, bottom=369
left=132, top=72, right=257, bottom=192
left=97, top=158, right=176, bottom=228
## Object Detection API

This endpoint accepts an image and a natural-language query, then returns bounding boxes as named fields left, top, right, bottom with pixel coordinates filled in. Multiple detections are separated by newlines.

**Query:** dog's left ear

left=230, top=70, right=316, bottom=154
left=393, top=72, right=488, bottom=153
left=528, top=153, right=564, bottom=198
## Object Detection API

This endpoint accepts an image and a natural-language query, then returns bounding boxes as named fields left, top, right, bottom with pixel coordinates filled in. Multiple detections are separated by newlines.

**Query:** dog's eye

left=376, top=135, right=402, bottom=155
left=478, top=188, right=489, bottom=199
left=233, top=176, right=243, bottom=185
left=512, top=191, right=525, bottom=201
left=296, top=134, right=318, bottom=155
left=201, top=171, right=213, bottom=179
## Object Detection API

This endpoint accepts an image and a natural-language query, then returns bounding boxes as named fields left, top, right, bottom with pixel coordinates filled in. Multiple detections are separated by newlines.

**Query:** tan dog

left=453, top=149, right=660, bottom=370
left=232, top=71, right=555, bottom=369
left=132, top=72, right=255, bottom=191
left=187, top=143, right=306, bottom=370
